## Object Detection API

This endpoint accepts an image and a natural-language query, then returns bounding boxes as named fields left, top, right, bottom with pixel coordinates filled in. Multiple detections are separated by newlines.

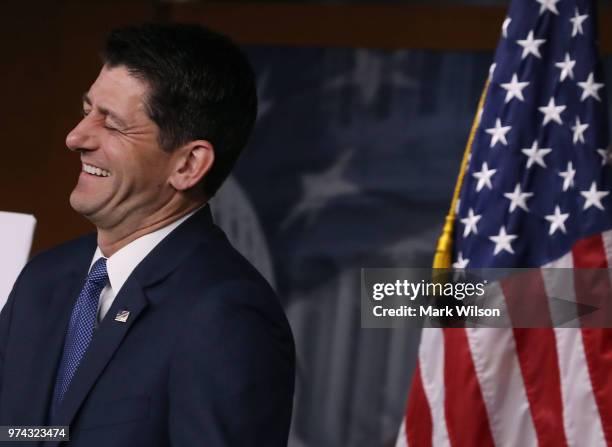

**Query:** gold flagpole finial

left=432, top=78, right=491, bottom=269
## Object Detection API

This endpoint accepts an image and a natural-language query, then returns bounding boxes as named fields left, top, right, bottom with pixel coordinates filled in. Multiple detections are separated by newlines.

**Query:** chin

left=69, top=190, right=102, bottom=218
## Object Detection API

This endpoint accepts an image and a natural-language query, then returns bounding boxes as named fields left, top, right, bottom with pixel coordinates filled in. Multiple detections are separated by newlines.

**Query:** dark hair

left=102, top=23, right=257, bottom=197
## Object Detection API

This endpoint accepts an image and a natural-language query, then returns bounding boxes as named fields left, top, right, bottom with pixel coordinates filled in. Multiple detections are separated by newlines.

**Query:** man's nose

left=66, top=115, right=98, bottom=152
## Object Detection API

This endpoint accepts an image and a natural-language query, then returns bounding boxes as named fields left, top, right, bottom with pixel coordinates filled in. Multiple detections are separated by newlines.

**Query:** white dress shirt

left=89, top=207, right=202, bottom=323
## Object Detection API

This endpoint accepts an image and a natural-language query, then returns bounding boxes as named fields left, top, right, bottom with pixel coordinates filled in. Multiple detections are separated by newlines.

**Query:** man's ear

left=168, top=140, right=214, bottom=191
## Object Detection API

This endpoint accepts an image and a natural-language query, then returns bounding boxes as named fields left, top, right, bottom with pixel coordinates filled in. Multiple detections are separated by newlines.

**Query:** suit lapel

left=50, top=279, right=148, bottom=432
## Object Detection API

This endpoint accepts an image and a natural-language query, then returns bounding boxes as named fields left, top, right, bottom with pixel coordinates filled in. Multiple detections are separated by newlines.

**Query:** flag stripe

left=573, top=235, right=612, bottom=446
left=512, top=327, right=568, bottom=447
left=602, top=230, right=612, bottom=257
left=597, top=232, right=612, bottom=442
left=603, top=230, right=612, bottom=299
left=404, top=362, right=432, bottom=447
left=466, top=325, right=538, bottom=446
left=572, top=234, right=608, bottom=268
left=500, top=272, right=568, bottom=446
left=543, top=253, right=578, bottom=327
left=395, top=420, right=409, bottom=447
left=418, top=328, right=451, bottom=447
left=544, top=252, right=607, bottom=447
left=553, top=327, right=606, bottom=447
left=443, top=328, right=495, bottom=447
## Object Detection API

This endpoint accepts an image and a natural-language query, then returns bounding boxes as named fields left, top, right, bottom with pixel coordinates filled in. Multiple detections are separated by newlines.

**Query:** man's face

left=67, top=65, right=175, bottom=229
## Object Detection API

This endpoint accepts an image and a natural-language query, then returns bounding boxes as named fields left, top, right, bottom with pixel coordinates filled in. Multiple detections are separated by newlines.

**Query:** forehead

left=87, top=65, right=150, bottom=110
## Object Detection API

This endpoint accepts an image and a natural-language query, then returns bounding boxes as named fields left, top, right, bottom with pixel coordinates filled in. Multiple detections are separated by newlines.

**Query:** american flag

left=397, top=0, right=612, bottom=445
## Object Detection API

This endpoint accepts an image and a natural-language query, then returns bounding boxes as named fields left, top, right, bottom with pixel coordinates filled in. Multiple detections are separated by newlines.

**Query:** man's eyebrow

left=81, top=92, right=128, bottom=129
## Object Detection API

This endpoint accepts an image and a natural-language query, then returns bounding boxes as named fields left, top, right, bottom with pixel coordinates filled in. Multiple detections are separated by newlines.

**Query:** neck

left=96, top=199, right=205, bottom=257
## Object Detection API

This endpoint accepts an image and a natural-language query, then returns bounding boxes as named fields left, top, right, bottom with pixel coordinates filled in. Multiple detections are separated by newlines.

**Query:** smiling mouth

left=82, top=163, right=111, bottom=177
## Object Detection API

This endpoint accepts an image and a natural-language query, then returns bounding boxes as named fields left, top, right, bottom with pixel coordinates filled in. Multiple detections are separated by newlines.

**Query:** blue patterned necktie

left=51, top=257, right=108, bottom=415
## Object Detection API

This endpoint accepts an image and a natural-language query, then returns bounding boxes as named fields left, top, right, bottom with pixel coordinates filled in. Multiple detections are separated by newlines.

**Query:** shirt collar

left=89, top=205, right=204, bottom=295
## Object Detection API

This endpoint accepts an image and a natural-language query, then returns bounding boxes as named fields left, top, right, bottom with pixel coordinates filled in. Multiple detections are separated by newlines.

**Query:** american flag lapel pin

left=115, top=310, right=130, bottom=323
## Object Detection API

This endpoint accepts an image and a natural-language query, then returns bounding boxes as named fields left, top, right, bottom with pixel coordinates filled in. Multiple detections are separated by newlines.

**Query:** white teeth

left=82, top=163, right=110, bottom=177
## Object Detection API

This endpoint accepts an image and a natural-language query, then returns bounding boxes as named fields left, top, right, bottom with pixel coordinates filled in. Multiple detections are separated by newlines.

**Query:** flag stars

left=539, top=97, right=566, bottom=125
left=570, top=7, right=589, bottom=37
left=536, top=0, right=560, bottom=15
left=555, top=53, right=576, bottom=82
left=597, top=149, right=610, bottom=166
left=578, top=72, right=604, bottom=101
left=453, top=252, right=470, bottom=269
left=545, top=206, right=570, bottom=235
left=504, top=183, right=534, bottom=212
left=460, top=208, right=482, bottom=237
left=489, top=226, right=518, bottom=255
left=489, top=63, right=497, bottom=79
left=572, top=117, right=589, bottom=144
left=485, top=118, right=512, bottom=147
left=517, top=31, right=546, bottom=59
left=522, top=140, right=552, bottom=168
left=472, top=162, right=497, bottom=192
left=502, top=17, right=512, bottom=39
left=580, top=182, right=610, bottom=210
left=448, top=4, right=610, bottom=266
left=558, top=161, right=576, bottom=191
left=500, top=74, right=529, bottom=102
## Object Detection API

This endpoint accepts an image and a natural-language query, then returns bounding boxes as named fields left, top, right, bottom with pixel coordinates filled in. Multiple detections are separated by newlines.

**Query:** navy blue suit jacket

left=0, top=206, right=295, bottom=446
